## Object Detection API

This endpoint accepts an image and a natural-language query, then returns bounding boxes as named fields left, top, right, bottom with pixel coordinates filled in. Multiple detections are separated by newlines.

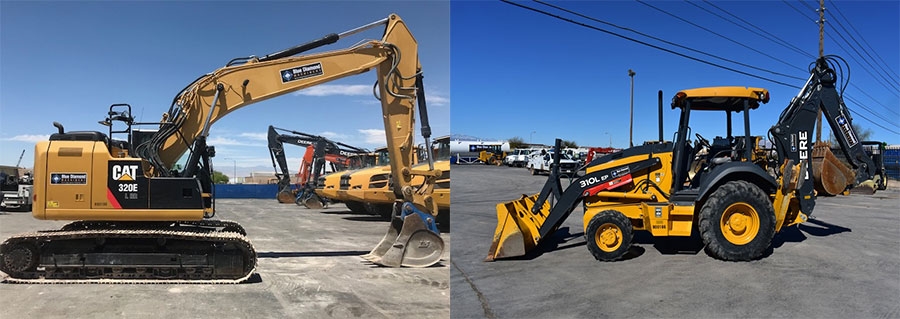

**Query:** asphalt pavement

left=0, top=199, right=450, bottom=319
left=450, top=164, right=900, bottom=319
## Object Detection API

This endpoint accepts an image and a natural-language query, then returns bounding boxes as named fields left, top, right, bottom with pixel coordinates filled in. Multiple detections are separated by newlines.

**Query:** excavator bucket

left=811, top=142, right=856, bottom=196
left=276, top=190, right=295, bottom=203
left=302, top=193, right=325, bottom=209
left=485, top=193, right=550, bottom=261
left=362, top=203, right=444, bottom=267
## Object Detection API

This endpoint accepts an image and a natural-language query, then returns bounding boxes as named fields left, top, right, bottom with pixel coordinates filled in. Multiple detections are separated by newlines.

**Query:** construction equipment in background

left=487, top=56, right=876, bottom=263
left=316, top=146, right=391, bottom=215
left=0, top=156, right=33, bottom=212
left=341, top=136, right=450, bottom=227
left=583, top=146, right=619, bottom=165
left=525, top=148, right=579, bottom=176
left=266, top=125, right=369, bottom=207
left=449, top=139, right=510, bottom=165
left=504, top=148, right=536, bottom=167
left=0, top=14, right=446, bottom=283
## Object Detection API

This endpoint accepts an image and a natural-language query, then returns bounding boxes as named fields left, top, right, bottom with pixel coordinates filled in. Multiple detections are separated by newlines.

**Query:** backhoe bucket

left=363, top=203, right=444, bottom=268
left=811, top=142, right=855, bottom=196
left=486, top=193, right=550, bottom=261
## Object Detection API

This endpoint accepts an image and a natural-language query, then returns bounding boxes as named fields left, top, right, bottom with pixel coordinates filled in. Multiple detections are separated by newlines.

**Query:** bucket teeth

left=364, top=205, right=444, bottom=268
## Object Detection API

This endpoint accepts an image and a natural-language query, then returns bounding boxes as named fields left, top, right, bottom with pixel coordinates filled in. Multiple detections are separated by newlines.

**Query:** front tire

left=585, top=210, right=633, bottom=262
left=699, top=180, right=775, bottom=261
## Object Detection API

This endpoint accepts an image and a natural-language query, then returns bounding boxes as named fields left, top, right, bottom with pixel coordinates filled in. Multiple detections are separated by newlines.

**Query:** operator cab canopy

left=671, top=86, right=769, bottom=112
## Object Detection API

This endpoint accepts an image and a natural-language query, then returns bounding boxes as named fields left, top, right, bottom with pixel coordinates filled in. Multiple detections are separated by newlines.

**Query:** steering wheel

left=695, top=133, right=710, bottom=149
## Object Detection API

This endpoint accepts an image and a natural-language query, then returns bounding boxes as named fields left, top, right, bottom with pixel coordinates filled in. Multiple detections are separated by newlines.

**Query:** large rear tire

left=585, top=210, right=633, bottom=262
left=699, top=180, right=775, bottom=261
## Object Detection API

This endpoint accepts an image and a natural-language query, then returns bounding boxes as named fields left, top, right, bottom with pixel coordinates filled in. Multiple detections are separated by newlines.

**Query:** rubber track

left=1, top=228, right=257, bottom=284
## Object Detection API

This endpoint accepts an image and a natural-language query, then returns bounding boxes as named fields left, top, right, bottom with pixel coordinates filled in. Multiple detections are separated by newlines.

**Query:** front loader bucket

left=811, top=142, right=855, bottom=196
left=486, top=193, right=550, bottom=261
left=363, top=203, right=444, bottom=268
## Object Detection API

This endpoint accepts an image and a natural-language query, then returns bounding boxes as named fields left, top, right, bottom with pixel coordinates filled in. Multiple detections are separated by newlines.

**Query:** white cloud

left=294, top=84, right=370, bottom=97
left=3, top=134, right=50, bottom=143
left=320, top=131, right=349, bottom=140
left=207, top=136, right=255, bottom=146
left=427, top=94, right=449, bottom=106
left=358, top=129, right=386, bottom=144
left=239, top=132, right=267, bottom=141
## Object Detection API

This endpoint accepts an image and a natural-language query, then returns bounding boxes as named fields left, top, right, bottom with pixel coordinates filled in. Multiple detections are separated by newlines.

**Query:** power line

left=843, top=96, right=900, bottom=135
left=786, top=0, right=900, bottom=117
left=783, top=0, right=817, bottom=20
left=498, top=0, right=802, bottom=88
left=533, top=0, right=805, bottom=81
left=827, top=22, right=900, bottom=92
left=829, top=0, right=899, bottom=83
left=826, top=29, right=900, bottom=96
left=692, top=0, right=815, bottom=60
left=636, top=0, right=808, bottom=74
left=825, top=0, right=899, bottom=87
left=503, top=0, right=899, bottom=134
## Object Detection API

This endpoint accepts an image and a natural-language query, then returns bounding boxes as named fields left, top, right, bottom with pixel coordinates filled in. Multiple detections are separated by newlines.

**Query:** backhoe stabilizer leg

left=363, top=202, right=444, bottom=268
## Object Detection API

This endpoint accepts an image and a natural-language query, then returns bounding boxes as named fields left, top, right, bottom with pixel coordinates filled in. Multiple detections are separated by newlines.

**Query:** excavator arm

left=267, top=125, right=370, bottom=207
left=139, top=14, right=443, bottom=267
left=769, top=56, right=877, bottom=213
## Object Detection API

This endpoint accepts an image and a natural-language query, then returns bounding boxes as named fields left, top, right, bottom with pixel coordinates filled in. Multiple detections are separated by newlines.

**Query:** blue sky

left=0, top=1, right=449, bottom=178
left=451, top=1, right=899, bottom=148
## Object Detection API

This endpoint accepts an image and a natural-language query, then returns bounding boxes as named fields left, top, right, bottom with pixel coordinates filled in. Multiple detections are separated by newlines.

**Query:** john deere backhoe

left=266, top=125, right=369, bottom=207
left=488, top=56, right=876, bottom=262
left=0, top=14, right=445, bottom=283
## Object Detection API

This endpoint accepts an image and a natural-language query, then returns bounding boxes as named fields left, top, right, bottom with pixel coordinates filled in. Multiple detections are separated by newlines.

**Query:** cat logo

left=112, top=165, right=139, bottom=181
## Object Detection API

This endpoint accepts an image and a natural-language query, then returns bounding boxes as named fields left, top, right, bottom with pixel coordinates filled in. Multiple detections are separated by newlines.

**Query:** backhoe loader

left=0, top=14, right=445, bottom=283
left=487, top=56, right=876, bottom=262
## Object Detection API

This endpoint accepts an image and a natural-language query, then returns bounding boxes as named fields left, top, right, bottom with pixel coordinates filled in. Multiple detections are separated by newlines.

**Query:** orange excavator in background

left=266, top=125, right=369, bottom=208
left=0, top=14, right=445, bottom=283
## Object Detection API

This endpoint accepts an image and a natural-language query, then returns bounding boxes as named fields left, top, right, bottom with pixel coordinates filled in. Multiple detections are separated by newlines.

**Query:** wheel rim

left=720, top=202, right=760, bottom=245
left=594, top=223, right=622, bottom=252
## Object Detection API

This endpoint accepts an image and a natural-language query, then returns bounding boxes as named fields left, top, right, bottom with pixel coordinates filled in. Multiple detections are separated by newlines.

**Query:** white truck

left=504, top=148, right=534, bottom=167
left=0, top=167, right=33, bottom=212
left=525, top=150, right=580, bottom=177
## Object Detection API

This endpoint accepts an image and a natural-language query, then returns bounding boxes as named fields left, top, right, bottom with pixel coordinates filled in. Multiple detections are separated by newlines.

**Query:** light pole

left=604, top=132, right=611, bottom=148
left=225, top=158, right=236, bottom=184
left=628, top=69, right=636, bottom=148
left=530, top=131, right=536, bottom=145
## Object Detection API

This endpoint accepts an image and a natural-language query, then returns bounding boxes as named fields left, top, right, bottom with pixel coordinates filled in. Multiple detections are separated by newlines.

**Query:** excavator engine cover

left=362, top=202, right=443, bottom=267
left=811, top=142, right=855, bottom=196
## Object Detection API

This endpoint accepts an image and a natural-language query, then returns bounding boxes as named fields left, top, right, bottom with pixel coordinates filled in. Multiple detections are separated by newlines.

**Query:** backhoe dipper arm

left=769, top=56, right=877, bottom=213
left=139, top=14, right=437, bottom=215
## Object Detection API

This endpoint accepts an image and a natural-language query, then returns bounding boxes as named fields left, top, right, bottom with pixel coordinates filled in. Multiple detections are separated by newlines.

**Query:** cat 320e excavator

left=0, top=14, right=445, bottom=283
left=488, top=56, right=876, bottom=263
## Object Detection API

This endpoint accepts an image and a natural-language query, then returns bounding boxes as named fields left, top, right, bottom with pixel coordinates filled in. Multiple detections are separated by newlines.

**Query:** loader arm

left=769, top=56, right=877, bottom=212
left=487, top=139, right=660, bottom=261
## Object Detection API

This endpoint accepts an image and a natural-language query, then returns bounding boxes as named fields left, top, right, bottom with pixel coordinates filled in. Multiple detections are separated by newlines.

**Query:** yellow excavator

left=488, top=56, right=877, bottom=262
left=0, top=14, right=445, bottom=283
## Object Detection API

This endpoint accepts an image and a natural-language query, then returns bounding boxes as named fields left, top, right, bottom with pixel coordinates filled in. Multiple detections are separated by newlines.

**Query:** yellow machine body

left=33, top=140, right=205, bottom=221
